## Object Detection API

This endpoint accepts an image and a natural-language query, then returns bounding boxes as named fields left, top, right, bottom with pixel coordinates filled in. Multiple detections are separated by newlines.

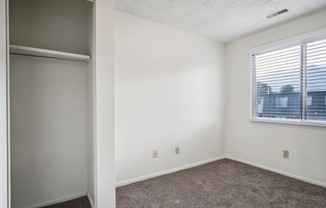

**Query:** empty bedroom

left=0, top=0, right=326, bottom=208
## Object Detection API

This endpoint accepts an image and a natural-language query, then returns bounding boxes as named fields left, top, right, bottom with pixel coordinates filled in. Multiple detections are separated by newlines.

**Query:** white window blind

left=306, top=39, right=326, bottom=121
left=251, top=36, right=326, bottom=125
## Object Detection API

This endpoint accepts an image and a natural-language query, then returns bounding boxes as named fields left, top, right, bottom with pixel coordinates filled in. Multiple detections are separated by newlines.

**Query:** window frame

left=249, top=28, right=326, bottom=127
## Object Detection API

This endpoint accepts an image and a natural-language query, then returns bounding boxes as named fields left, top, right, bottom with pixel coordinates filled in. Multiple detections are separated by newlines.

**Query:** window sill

left=250, top=117, right=326, bottom=127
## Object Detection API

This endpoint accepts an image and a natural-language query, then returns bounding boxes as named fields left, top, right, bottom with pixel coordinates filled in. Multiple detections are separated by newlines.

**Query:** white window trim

left=249, top=27, right=326, bottom=127
left=250, top=117, right=326, bottom=127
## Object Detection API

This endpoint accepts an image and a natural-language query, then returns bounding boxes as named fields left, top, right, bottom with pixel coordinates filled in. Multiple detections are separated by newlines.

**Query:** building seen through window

left=252, top=38, right=326, bottom=122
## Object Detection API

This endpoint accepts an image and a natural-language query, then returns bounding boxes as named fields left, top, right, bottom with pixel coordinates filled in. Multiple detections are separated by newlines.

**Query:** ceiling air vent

left=267, top=9, right=289, bottom=19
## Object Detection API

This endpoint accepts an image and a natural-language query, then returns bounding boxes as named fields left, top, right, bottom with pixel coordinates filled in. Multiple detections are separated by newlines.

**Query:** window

left=307, top=96, right=312, bottom=106
left=251, top=36, right=326, bottom=125
left=275, top=97, right=288, bottom=108
left=257, top=98, right=264, bottom=114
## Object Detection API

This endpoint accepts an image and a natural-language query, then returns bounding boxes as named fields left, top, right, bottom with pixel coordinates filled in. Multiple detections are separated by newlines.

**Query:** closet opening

left=9, top=0, right=95, bottom=207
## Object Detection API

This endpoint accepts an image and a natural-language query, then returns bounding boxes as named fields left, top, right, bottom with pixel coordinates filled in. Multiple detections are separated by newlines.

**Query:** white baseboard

left=87, top=192, right=95, bottom=208
left=116, top=155, right=326, bottom=188
left=225, top=156, right=326, bottom=188
left=116, top=156, right=225, bottom=187
left=23, top=191, right=87, bottom=208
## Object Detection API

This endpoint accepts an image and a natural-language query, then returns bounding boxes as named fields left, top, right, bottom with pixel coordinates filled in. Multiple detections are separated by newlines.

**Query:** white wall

left=94, top=0, right=116, bottom=207
left=225, top=9, right=326, bottom=186
left=115, top=11, right=226, bottom=184
left=0, top=0, right=8, bottom=207
left=10, top=56, right=88, bottom=208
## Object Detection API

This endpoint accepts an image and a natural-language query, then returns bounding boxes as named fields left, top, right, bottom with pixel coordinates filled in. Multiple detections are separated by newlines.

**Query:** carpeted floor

left=116, top=159, right=326, bottom=208
left=42, top=196, right=91, bottom=208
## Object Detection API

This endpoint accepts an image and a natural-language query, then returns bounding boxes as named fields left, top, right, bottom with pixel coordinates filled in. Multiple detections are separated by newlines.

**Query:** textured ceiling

left=116, top=0, right=326, bottom=43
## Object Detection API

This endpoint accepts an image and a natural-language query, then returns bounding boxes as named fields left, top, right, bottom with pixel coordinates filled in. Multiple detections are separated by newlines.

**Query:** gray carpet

left=42, top=196, right=91, bottom=208
left=116, top=159, right=326, bottom=208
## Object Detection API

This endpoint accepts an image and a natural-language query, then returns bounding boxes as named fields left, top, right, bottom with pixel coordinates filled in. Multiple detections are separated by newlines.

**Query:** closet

left=9, top=0, right=95, bottom=207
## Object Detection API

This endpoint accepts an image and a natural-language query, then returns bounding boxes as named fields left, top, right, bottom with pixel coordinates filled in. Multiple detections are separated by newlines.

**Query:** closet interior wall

left=9, top=0, right=94, bottom=207
left=86, top=2, right=95, bottom=205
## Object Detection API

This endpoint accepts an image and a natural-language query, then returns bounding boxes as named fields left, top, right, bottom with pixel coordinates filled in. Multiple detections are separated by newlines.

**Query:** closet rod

left=10, top=53, right=91, bottom=64
left=10, top=45, right=91, bottom=63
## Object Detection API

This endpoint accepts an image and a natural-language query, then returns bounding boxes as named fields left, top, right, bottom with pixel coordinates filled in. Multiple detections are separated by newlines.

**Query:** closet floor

left=42, top=196, right=91, bottom=208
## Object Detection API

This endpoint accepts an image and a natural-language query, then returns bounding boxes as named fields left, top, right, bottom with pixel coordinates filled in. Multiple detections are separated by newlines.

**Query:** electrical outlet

left=153, top=150, right=158, bottom=158
left=175, top=147, right=180, bottom=155
left=283, top=150, right=289, bottom=159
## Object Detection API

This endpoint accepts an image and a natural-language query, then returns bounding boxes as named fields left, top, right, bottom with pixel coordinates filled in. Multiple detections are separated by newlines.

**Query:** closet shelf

left=10, top=45, right=91, bottom=63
